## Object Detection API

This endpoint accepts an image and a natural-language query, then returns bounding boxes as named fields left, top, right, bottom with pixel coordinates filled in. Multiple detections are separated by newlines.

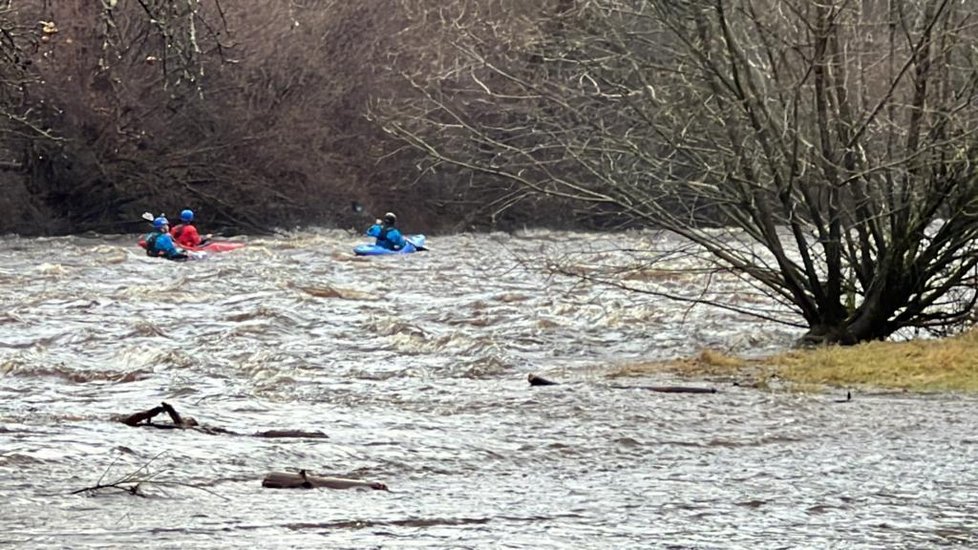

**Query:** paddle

left=405, top=236, right=427, bottom=252
left=351, top=202, right=428, bottom=252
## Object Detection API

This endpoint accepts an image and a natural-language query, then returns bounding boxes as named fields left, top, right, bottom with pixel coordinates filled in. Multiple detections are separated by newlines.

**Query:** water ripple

left=0, top=231, right=974, bottom=548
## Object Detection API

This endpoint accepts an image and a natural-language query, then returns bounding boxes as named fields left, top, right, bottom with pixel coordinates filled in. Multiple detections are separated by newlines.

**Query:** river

left=1, top=230, right=975, bottom=549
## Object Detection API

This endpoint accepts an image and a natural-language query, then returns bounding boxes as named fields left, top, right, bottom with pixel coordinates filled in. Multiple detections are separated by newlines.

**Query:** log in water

left=262, top=471, right=388, bottom=491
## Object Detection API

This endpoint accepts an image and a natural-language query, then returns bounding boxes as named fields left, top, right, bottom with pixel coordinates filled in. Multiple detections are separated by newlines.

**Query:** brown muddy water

left=0, top=230, right=976, bottom=549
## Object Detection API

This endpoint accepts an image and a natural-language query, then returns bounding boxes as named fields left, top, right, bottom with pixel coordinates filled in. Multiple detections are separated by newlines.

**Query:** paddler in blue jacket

left=366, top=212, right=406, bottom=250
left=144, top=216, right=188, bottom=260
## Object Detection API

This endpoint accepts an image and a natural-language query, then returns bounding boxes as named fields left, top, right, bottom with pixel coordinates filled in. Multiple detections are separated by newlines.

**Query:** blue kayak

left=354, top=235, right=426, bottom=256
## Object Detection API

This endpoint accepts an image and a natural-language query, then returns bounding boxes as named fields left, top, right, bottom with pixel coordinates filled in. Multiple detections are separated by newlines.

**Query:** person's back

left=145, top=217, right=187, bottom=260
left=171, top=209, right=203, bottom=248
left=366, top=212, right=406, bottom=250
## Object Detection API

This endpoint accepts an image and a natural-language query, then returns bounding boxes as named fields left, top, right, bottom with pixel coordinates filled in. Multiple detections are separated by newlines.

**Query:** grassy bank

left=610, top=329, right=978, bottom=393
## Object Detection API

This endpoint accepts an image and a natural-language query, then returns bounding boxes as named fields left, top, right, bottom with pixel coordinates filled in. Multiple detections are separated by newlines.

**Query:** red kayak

left=186, top=241, right=246, bottom=253
left=138, top=239, right=245, bottom=253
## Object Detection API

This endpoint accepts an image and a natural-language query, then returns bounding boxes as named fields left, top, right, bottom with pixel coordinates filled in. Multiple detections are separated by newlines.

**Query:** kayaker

left=170, top=209, right=211, bottom=248
left=144, top=216, right=188, bottom=260
left=366, top=212, right=406, bottom=251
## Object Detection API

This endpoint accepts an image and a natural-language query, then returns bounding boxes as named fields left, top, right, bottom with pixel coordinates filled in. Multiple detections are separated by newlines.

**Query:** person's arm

left=366, top=223, right=382, bottom=237
left=185, top=225, right=202, bottom=247
left=390, top=228, right=406, bottom=248
left=198, top=227, right=213, bottom=245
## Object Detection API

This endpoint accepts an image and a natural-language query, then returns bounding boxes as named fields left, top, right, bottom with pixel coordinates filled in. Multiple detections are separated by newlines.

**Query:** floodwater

left=0, top=230, right=976, bottom=549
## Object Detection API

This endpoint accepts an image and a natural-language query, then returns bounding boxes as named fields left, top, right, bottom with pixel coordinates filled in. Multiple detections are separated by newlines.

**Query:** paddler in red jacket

left=170, top=209, right=211, bottom=248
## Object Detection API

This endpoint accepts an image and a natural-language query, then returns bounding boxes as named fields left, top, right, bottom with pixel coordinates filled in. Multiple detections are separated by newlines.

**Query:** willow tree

left=376, top=0, right=978, bottom=344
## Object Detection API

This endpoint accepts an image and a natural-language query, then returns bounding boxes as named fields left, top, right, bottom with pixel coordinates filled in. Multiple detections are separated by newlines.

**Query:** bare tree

left=376, top=0, right=978, bottom=344
left=0, top=1, right=419, bottom=233
left=0, top=0, right=238, bottom=232
left=0, top=2, right=63, bottom=232
left=1, top=0, right=531, bottom=234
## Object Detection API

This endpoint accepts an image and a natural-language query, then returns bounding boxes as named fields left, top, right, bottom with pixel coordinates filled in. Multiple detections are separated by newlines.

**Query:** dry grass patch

left=607, top=329, right=978, bottom=393
left=766, top=331, right=978, bottom=392
left=609, top=349, right=755, bottom=378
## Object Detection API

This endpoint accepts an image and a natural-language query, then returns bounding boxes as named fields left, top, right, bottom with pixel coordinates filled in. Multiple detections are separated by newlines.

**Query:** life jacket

left=377, top=226, right=402, bottom=250
left=171, top=223, right=201, bottom=248
left=172, top=224, right=188, bottom=240
left=144, top=232, right=165, bottom=257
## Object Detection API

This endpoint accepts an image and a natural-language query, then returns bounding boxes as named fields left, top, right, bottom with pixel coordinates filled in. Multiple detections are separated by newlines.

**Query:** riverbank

left=610, top=328, right=978, bottom=393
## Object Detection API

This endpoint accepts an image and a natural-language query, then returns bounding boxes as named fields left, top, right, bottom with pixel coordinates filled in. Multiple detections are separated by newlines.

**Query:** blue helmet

left=180, top=209, right=194, bottom=222
left=153, top=216, right=169, bottom=230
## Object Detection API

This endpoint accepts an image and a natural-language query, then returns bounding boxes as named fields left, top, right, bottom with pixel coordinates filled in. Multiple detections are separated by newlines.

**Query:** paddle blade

left=405, top=235, right=427, bottom=252
left=141, top=212, right=154, bottom=222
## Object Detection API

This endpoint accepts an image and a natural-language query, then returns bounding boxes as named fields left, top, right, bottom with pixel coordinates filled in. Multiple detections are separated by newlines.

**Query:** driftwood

left=254, top=430, right=329, bottom=439
left=70, top=450, right=228, bottom=500
left=528, top=374, right=558, bottom=386
left=118, top=403, right=327, bottom=438
left=611, top=384, right=717, bottom=394
left=528, top=374, right=717, bottom=393
left=119, top=402, right=198, bottom=428
left=262, top=470, right=388, bottom=491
